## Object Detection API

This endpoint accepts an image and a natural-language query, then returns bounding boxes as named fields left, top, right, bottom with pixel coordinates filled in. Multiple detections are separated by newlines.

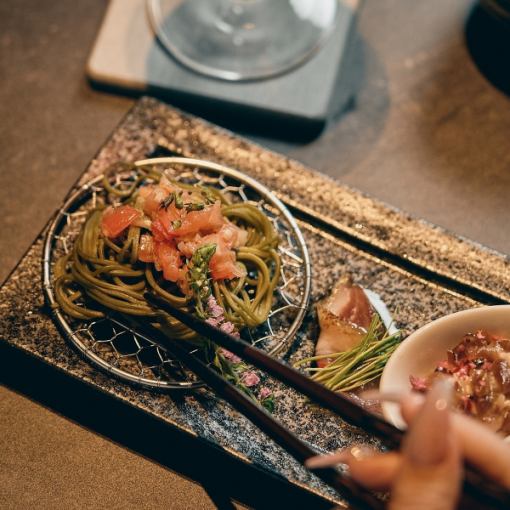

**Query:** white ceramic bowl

left=380, top=305, right=510, bottom=429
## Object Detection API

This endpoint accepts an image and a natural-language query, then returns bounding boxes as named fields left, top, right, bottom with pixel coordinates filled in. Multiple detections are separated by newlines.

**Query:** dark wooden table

left=1, top=0, right=510, bottom=508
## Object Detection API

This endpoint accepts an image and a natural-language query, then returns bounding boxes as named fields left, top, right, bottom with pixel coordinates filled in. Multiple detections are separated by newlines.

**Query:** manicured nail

left=360, top=389, right=426, bottom=404
left=349, top=445, right=374, bottom=461
left=305, top=445, right=373, bottom=469
left=306, top=451, right=350, bottom=469
left=403, top=378, right=454, bottom=466
left=360, top=389, right=404, bottom=402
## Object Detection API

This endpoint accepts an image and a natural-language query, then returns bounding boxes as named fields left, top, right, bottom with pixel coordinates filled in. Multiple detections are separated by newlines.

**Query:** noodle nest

left=53, top=163, right=281, bottom=341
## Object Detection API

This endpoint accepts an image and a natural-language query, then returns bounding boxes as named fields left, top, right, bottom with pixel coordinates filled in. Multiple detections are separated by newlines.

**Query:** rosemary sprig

left=295, top=314, right=401, bottom=392
left=189, top=246, right=276, bottom=412
left=187, top=243, right=216, bottom=319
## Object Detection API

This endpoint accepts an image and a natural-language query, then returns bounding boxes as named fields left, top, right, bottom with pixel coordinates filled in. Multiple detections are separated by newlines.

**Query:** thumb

left=389, top=379, right=462, bottom=510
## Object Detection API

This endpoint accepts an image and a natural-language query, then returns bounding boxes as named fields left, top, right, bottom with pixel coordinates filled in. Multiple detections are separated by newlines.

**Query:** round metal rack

left=43, top=157, right=311, bottom=390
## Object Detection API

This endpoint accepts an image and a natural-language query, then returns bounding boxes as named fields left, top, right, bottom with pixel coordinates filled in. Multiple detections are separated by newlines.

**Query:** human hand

left=305, top=379, right=510, bottom=510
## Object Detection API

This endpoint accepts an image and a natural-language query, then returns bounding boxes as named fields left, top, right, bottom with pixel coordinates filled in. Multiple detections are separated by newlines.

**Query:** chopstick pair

left=123, top=293, right=510, bottom=509
left=108, top=311, right=383, bottom=510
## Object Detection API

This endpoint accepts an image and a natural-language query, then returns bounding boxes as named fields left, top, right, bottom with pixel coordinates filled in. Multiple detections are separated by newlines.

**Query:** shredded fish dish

left=411, top=330, right=510, bottom=434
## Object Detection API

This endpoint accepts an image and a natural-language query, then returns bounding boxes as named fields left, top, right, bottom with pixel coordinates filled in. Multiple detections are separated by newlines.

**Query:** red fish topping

left=209, top=241, right=246, bottom=280
left=101, top=205, right=141, bottom=239
left=139, top=185, right=168, bottom=217
left=138, top=234, right=155, bottom=263
left=411, top=330, right=510, bottom=434
left=102, top=180, right=248, bottom=289
left=315, top=277, right=373, bottom=368
left=153, top=240, right=184, bottom=282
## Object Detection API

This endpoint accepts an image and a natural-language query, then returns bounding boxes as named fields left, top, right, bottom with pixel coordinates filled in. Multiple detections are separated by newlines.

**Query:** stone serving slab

left=1, top=97, right=507, bottom=507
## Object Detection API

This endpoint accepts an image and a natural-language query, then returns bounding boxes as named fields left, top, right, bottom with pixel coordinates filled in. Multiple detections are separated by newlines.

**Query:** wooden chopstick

left=144, top=293, right=510, bottom=509
left=145, top=292, right=402, bottom=446
left=108, top=313, right=384, bottom=510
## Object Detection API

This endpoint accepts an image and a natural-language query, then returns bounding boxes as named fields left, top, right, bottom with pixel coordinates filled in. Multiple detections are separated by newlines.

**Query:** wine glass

left=146, top=0, right=339, bottom=81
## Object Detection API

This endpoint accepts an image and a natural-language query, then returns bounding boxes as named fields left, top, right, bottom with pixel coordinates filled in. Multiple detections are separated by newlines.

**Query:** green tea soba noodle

left=53, top=164, right=281, bottom=341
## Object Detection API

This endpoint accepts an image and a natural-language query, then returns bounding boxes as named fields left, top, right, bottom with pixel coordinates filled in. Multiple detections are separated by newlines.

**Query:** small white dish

left=379, top=305, right=510, bottom=429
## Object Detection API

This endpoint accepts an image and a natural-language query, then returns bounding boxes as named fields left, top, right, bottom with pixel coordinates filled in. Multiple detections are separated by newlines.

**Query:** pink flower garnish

left=219, top=321, right=235, bottom=334
left=242, top=371, right=260, bottom=387
left=207, top=295, right=224, bottom=318
left=205, top=317, right=221, bottom=328
left=259, top=386, right=271, bottom=399
left=205, top=296, right=240, bottom=336
left=409, top=375, right=428, bottom=392
left=219, top=348, right=241, bottom=364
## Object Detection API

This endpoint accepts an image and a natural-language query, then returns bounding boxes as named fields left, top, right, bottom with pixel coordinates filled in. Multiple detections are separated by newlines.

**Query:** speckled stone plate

left=1, top=97, right=509, bottom=508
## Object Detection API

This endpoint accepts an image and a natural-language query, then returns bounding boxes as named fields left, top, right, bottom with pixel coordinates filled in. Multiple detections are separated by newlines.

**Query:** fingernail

left=360, top=389, right=425, bottom=407
left=360, top=389, right=404, bottom=402
left=349, top=445, right=374, bottom=461
left=404, top=378, right=454, bottom=466
left=305, top=451, right=350, bottom=469
left=305, top=445, right=373, bottom=469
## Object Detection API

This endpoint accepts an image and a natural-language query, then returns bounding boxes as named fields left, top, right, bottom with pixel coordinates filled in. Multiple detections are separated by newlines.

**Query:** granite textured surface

left=82, top=98, right=510, bottom=303
left=1, top=97, right=503, bottom=506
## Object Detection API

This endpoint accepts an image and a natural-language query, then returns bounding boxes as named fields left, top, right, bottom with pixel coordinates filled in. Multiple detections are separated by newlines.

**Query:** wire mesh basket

left=43, top=157, right=311, bottom=390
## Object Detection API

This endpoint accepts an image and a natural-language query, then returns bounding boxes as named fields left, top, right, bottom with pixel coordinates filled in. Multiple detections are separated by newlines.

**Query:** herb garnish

left=159, top=193, right=175, bottom=210
left=159, top=192, right=206, bottom=213
left=295, top=314, right=401, bottom=392
left=261, top=395, right=275, bottom=413
left=175, top=192, right=184, bottom=209
left=200, top=188, right=216, bottom=205
left=186, top=202, right=205, bottom=211
left=187, top=243, right=216, bottom=319
left=187, top=251, right=276, bottom=412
